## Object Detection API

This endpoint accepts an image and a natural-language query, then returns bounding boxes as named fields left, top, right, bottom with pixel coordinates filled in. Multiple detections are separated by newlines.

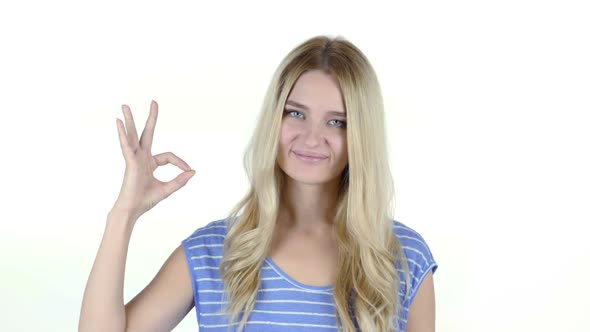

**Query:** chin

left=278, top=153, right=343, bottom=185
left=283, top=167, right=339, bottom=185
left=290, top=176, right=329, bottom=185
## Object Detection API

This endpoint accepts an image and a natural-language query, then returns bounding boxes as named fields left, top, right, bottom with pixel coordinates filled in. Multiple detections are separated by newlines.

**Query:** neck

left=278, top=175, right=341, bottom=233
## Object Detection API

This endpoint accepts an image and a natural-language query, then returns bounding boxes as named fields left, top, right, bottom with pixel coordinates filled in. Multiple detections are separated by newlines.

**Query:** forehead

left=287, top=70, right=345, bottom=112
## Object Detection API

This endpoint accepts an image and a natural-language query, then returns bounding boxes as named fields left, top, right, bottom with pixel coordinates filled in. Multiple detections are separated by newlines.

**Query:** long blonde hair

left=218, top=35, right=412, bottom=332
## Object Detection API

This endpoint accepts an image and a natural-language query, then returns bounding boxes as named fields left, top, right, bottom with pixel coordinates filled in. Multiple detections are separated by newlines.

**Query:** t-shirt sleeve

left=181, top=227, right=204, bottom=316
left=393, top=220, right=438, bottom=308
left=179, top=218, right=228, bottom=321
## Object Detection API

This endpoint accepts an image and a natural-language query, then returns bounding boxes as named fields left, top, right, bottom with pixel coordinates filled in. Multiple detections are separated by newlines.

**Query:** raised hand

left=113, top=100, right=195, bottom=221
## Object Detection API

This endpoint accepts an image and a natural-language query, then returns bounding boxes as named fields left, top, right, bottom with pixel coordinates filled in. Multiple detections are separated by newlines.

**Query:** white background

left=0, top=0, right=588, bottom=331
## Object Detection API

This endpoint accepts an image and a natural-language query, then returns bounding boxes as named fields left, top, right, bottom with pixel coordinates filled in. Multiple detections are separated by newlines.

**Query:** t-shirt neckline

left=264, top=256, right=334, bottom=292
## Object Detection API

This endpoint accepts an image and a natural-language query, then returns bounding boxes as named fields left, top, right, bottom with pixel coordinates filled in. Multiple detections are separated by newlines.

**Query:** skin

left=79, top=101, right=195, bottom=332
left=407, top=270, right=436, bottom=331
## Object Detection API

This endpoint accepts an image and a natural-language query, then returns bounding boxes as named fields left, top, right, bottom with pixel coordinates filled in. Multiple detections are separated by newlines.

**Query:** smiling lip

left=293, top=150, right=328, bottom=158
left=293, top=151, right=328, bottom=163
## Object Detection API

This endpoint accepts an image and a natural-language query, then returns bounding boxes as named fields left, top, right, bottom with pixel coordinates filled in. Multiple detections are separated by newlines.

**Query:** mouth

left=293, top=151, right=328, bottom=162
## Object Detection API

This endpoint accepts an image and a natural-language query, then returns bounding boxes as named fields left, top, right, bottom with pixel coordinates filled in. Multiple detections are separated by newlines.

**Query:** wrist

left=108, top=206, right=139, bottom=226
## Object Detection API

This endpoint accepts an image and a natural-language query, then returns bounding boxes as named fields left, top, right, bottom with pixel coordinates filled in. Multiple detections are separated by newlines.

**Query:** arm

left=124, top=242, right=194, bottom=332
left=406, top=270, right=436, bottom=332
left=78, top=209, right=194, bottom=332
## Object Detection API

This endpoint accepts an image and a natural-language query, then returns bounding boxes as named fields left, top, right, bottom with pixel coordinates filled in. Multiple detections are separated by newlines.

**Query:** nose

left=302, top=123, right=324, bottom=147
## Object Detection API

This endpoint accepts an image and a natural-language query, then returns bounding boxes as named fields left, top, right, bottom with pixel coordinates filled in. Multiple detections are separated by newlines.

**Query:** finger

left=121, top=104, right=140, bottom=149
left=161, top=170, right=195, bottom=199
left=116, top=118, right=133, bottom=160
left=139, top=100, right=159, bottom=151
left=153, top=152, right=192, bottom=172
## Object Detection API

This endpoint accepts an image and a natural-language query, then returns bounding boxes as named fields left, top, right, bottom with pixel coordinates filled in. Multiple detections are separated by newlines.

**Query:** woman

left=79, top=35, right=438, bottom=332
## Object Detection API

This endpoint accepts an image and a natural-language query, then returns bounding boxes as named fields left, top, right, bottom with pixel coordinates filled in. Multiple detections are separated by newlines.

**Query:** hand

left=112, top=100, right=195, bottom=220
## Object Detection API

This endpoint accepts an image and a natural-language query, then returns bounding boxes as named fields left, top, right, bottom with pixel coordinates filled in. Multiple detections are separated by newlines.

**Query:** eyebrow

left=285, top=100, right=346, bottom=117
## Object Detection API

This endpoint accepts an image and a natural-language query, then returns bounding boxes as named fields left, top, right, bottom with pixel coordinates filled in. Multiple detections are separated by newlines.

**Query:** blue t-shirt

left=181, top=218, right=438, bottom=331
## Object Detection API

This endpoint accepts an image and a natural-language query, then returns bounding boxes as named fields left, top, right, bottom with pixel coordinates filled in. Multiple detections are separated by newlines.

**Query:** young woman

left=79, top=35, right=438, bottom=332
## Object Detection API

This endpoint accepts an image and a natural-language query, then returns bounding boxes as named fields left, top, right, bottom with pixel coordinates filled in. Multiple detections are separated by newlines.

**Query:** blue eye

left=285, top=110, right=304, bottom=118
left=329, top=119, right=347, bottom=128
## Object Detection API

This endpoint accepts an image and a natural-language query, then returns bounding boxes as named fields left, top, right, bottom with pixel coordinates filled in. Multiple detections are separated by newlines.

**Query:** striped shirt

left=181, top=218, right=438, bottom=331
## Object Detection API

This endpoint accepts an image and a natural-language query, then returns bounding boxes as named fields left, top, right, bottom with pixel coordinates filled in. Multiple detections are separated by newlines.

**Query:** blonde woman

left=79, top=35, right=438, bottom=332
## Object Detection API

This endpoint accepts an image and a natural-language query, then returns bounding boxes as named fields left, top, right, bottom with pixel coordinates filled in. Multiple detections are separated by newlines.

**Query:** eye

left=284, top=109, right=347, bottom=129
left=329, top=119, right=347, bottom=128
left=284, top=109, right=304, bottom=118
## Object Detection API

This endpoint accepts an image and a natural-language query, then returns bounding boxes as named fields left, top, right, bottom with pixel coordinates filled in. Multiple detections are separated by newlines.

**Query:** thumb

left=162, top=170, right=195, bottom=198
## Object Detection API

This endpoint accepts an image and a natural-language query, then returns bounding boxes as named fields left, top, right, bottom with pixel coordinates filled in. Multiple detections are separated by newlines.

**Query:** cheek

left=330, top=133, right=346, bottom=149
left=279, top=125, right=297, bottom=145
left=335, top=137, right=348, bottom=160
left=278, top=131, right=292, bottom=155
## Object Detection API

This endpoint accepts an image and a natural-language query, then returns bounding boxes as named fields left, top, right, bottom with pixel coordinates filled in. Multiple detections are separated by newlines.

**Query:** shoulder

left=392, top=220, right=436, bottom=264
left=181, top=218, right=228, bottom=250
left=180, top=219, right=228, bottom=314
left=391, top=219, right=438, bottom=307
left=180, top=219, right=228, bottom=276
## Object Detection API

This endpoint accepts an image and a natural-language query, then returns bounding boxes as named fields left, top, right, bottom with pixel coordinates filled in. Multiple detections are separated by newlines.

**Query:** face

left=277, top=69, right=348, bottom=185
